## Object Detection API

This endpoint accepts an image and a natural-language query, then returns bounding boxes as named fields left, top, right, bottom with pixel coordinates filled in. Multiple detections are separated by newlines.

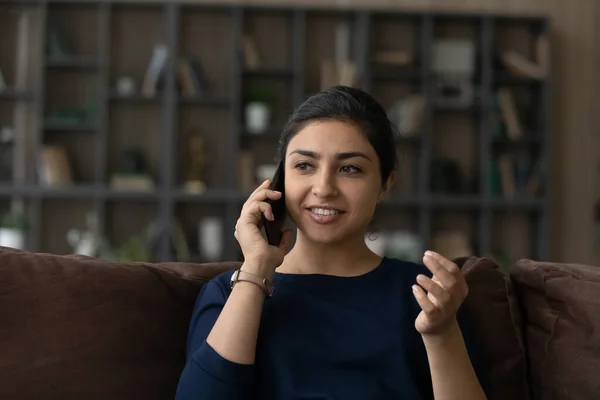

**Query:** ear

left=377, top=171, right=396, bottom=203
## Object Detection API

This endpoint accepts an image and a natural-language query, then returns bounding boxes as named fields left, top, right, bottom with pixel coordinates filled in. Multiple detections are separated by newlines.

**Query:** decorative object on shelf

left=67, top=211, right=102, bottom=257
left=385, top=231, right=423, bottom=263
left=430, top=158, right=463, bottom=194
left=373, top=50, right=413, bottom=66
left=320, top=60, right=357, bottom=90
left=110, top=148, right=154, bottom=191
left=431, top=230, right=473, bottom=261
left=387, top=95, right=425, bottom=138
left=501, top=33, right=549, bottom=80
left=0, top=210, right=28, bottom=250
left=238, top=150, right=256, bottom=192
left=38, top=145, right=73, bottom=187
left=497, top=88, right=523, bottom=140
left=183, top=131, right=207, bottom=194
left=432, top=39, right=475, bottom=108
left=116, top=234, right=151, bottom=262
left=176, top=57, right=210, bottom=97
left=198, top=216, right=223, bottom=262
left=142, top=43, right=169, bottom=97
left=46, top=20, right=70, bottom=58
left=242, top=35, right=261, bottom=68
left=256, top=164, right=277, bottom=184
left=245, top=86, right=275, bottom=134
left=116, top=75, right=136, bottom=97
left=0, top=126, right=14, bottom=181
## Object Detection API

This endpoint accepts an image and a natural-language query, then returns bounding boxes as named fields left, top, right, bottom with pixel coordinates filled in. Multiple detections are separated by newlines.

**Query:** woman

left=176, top=86, right=487, bottom=399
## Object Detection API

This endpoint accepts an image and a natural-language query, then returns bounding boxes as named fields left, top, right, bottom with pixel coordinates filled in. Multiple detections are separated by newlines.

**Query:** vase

left=245, top=102, right=270, bottom=134
left=199, top=217, right=223, bottom=262
left=0, top=228, right=25, bottom=249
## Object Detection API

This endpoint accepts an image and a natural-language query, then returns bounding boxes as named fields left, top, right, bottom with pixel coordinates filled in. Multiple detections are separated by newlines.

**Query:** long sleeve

left=175, top=280, right=256, bottom=400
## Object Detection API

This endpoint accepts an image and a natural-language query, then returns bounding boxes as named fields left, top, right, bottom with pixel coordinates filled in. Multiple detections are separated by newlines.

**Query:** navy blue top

left=175, top=257, right=485, bottom=399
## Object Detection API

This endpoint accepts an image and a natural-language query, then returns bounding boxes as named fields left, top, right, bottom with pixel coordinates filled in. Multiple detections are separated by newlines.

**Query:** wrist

left=421, top=319, right=462, bottom=347
left=241, top=259, right=276, bottom=280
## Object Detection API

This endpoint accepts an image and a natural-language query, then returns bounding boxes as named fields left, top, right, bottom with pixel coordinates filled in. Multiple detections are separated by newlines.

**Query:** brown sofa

left=1, top=246, right=598, bottom=400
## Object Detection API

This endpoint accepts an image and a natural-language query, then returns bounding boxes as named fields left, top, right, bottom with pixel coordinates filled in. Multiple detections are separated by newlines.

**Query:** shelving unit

left=0, top=1, right=551, bottom=267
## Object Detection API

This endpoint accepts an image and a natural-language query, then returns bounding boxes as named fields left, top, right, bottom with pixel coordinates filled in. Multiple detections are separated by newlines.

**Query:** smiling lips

left=306, top=207, right=344, bottom=224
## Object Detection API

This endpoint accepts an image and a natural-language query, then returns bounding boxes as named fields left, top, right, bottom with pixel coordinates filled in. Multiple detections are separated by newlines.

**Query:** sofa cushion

left=0, top=246, right=239, bottom=400
left=510, top=259, right=600, bottom=400
left=457, top=256, right=530, bottom=400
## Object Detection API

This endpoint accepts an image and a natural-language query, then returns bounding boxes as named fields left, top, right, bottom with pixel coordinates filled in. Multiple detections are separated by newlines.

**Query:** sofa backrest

left=0, top=246, right=533, bottom=400
left=0, top=246, right=239, bottom=400
left=510, top=259, right=600, bottom=400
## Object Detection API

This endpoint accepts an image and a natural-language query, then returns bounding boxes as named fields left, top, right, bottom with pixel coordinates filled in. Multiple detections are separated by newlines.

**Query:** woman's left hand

left=413, top=250, right=469, bottom=336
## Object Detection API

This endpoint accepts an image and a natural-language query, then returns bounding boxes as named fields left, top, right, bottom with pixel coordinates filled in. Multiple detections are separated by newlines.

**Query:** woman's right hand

left=234, top=179, right=292, bottom=278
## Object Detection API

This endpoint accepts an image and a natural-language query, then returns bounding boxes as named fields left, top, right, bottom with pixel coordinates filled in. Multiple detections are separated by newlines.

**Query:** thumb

left=278, top=229, right=294, bottom=252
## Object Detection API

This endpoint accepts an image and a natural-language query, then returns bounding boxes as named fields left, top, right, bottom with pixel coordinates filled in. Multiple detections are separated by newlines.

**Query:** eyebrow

left=289, top=149, right=372, bottom=161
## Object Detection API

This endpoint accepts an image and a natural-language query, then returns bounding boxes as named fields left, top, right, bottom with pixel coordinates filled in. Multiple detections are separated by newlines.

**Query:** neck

left=279, top=230, right=382, bottom=277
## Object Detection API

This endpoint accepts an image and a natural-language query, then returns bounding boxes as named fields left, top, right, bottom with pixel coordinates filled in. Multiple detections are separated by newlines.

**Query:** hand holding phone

left=262, top=162, right=286, bottom=247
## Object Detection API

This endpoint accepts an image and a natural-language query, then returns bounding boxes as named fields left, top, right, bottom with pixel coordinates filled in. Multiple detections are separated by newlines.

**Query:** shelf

left=108, top=91, right=162, bottom=104
left=494, top=71, right=547, bottom=85
left=44, top=120, right=99, bottom=132
left=371, top=66, right=421, bottom=81
left=430, top=195, right=482, bottom=208
left=491, top=136, right=542, bottom=147
left=489, top=196, right=545, bottom=210
left=173, top=189, right=241, bottom=203
left=0, top=88, right=35, bottom=101
left=46, top=56, right=101, bottom=70
left=242, top=67, right=294, bottom=79
left=0, top=5, right=551, bottom=262
left=381, top=195, right=422, bottom=207
left=177, top=95, right=230, bottom=107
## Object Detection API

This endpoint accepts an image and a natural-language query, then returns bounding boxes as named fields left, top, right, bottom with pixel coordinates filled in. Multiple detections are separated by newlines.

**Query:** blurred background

left=0, top=0, right=598, bottom=271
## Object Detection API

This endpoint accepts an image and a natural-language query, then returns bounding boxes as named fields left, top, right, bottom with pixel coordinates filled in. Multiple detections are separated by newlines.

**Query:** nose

left=311, top=169, right=338, bottom=198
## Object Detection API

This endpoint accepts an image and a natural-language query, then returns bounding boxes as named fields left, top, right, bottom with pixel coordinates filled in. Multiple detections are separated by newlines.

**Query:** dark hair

left=276, top=85, right=397, bottom=185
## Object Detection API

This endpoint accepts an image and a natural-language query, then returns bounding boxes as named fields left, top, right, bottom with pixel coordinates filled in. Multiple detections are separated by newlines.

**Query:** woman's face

left=284, top=120, right=393, bottom=246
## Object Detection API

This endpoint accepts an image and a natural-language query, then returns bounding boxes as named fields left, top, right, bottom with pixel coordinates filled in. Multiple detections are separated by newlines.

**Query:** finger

left=244, top=201, right=273, bottom=221
left=246, top=188, right=282, bottom=206
left=422, top=252, right=456, bottom=290
left=426, top=250, right=460, bottom=274
left=279, top=229, right=294, bottom=252
left=412, top=285, right=437, bottom=314
left=244, top=180, right=272, bottom=206
left=416, top=274, right=451, bottom=305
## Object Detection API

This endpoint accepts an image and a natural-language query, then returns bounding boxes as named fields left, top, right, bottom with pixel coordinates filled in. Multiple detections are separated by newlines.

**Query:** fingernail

left=412, top=285, right=419, bottom=293
left=425, top=250, right=433, bottom=257
left=274, top=191, right=282, bottom=195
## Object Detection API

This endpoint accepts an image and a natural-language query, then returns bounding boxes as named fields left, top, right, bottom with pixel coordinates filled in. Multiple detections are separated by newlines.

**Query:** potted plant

left=0, top=211, right=28, bottom=249
left=244, top=86, right=276, bottom=134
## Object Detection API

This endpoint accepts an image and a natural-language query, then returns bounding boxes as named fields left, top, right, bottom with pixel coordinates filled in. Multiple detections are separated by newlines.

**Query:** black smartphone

left=262, top=162, right=286, bottom=246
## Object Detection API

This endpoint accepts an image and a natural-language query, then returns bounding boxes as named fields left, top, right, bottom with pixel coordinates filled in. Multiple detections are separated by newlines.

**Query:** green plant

left=245, top=86, right=276, bottom=105
left=0, top=212, right=28, bottom=231
left=117, top=234, right=150, bottom=262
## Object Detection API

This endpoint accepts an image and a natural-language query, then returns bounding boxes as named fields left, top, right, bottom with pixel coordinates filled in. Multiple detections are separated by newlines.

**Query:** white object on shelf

left=256, top=164, right=277, bottom=183
left=245, top=102, right=270, bottom=134
left=199, top=217, right=223, bottom=262
left=0, top=228, right=25, bottom=250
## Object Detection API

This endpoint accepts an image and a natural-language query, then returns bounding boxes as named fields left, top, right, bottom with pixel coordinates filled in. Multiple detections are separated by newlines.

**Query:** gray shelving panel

left=0, top=1, right=551, bottom=263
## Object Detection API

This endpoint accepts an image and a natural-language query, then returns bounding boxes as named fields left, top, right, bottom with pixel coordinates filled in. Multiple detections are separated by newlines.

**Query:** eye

left=340, top=165, right=362, bottom=174
left=294, top=162, right=314, bottom=172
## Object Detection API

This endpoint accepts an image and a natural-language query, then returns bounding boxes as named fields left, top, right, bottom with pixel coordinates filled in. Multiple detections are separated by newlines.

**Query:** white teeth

left=312, top=208, right=340, bottom=216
